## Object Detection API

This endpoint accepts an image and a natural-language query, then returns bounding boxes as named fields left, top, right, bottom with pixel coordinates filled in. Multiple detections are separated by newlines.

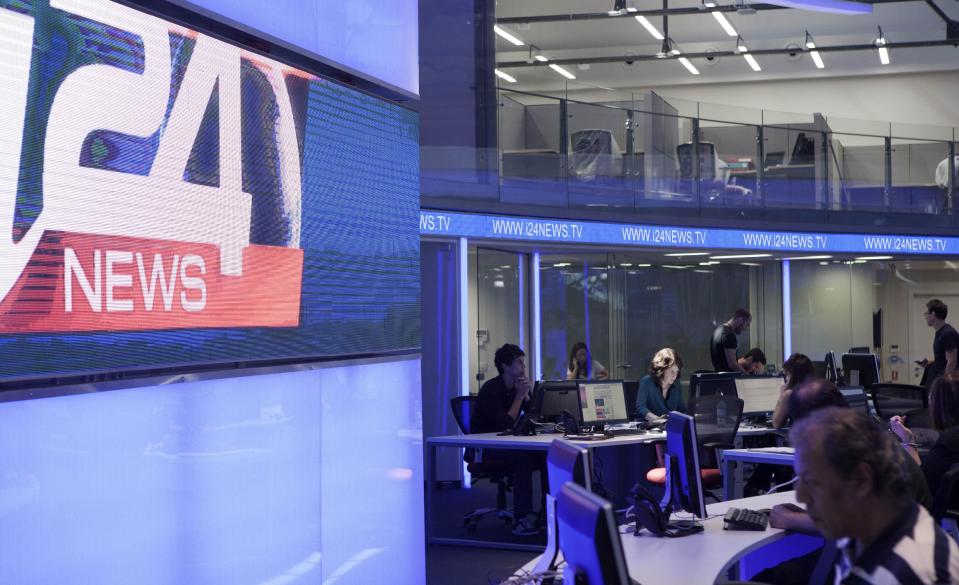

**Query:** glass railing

left=421, top=84, right=958, bottom=228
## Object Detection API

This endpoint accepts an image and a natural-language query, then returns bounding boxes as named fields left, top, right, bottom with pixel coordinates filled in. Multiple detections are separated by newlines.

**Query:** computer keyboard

left=723, top=508, right=769, bottom=531
left=605, top=427, right=647, bottom=437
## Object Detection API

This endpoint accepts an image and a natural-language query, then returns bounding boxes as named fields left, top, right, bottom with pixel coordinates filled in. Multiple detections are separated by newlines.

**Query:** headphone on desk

left=629, top=483, right=669, bottom=537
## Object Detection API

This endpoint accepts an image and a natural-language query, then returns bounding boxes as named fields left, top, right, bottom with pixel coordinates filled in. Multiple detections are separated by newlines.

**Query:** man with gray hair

left=791, top=407, right=959, bottom=583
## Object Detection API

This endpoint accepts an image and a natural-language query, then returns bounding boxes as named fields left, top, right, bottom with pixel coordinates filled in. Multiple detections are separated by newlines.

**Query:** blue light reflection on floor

left=0, top=357, right=424, bottom=584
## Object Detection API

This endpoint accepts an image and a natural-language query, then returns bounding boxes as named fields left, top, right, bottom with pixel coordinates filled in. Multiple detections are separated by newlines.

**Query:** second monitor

left=577, top=380, right=629, bottom=429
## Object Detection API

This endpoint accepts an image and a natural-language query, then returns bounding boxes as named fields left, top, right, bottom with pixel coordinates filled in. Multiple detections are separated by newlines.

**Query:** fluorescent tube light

left=743, top=53, right=761, bottom=71
left=854, top=255, right=893, bottom=261
left=664, top=252, right=710, bottom=257
left=705, top=3, right=738, bottom=36
left=494, top=69, right=517, bottom=83
left=709, top=253, right=772, bottom=259
left=781, top=255, right=833, bottom=260
left=678, top=57, right=700, bottom=75
left=493, top=25, right=524, bottom=46
left=877, top=27, right=889, bottom=65
left=805, top=31, right=824, bottom=68
left=548, top=63, right=576, bottom=79
left=810, top=50, right=824, bottom=68
left=635, top=16, right=665, bottom=40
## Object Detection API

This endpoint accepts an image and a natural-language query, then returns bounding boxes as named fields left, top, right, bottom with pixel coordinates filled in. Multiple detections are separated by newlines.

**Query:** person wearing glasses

left=918, top=299, right=958, bottom=386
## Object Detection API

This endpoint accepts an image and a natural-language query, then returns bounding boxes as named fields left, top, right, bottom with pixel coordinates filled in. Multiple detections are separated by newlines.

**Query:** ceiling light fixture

left=781, top=255, right=833, bottom=260
left=494, top=25, right=524, bottom=46
left=704, top=2, right=738, bottom=37
left=736, top=36, right=761, bottom=71
left=548, top=63, right=577, bottom=79
left=527, top=45, right=548, bottom=63
left=635, top=15, right=665, bottom=40
left=854, top=255, right=893, bottom=261
left=664, top=251, right=709, bottom=257
left=876, top=26, right=890, bottom=65
left=494, top=69, right=517, bottom=83
left=709, top=253, right=772, bottom=259
left=805, top=30, right=825, bottom=69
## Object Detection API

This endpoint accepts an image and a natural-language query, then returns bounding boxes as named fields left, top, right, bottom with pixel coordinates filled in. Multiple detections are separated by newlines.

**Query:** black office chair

left=932, top=464, right=959, bottom=542
left=646, top=396, right=744, bottom=497
left=449, top=396, right=514, bottom=531
left=870, top=383, right=928, bottom=419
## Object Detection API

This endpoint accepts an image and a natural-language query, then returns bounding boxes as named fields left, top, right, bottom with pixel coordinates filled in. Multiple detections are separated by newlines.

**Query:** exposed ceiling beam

left=496, top=0, right=911, bottom=25
left=496, top=37, right=959, bottom=68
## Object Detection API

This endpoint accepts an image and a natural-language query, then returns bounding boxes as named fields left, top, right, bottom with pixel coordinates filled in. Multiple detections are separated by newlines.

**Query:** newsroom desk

left=721, top=447, right=796, bottom=501
left=426, top=426, right=774, bottom=551
left=426, top=431, right=664, bottom=551
left=519, top=491, right=822, bottom=585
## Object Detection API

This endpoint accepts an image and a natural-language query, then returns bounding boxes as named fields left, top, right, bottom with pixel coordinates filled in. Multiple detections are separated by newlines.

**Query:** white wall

left=789, top=262, right=876, bottom=360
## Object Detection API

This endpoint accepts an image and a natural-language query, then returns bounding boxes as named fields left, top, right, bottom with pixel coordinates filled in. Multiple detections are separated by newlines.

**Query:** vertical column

left=458, top=237, right=470, bottom=485
left=782, top=260, right=792, bottom=359
left=532, top=252, right=542, bottom=381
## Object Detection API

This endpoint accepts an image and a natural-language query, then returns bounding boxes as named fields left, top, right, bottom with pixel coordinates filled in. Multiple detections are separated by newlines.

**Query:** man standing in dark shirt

left=920, top=298, right=958, bottom=386
left=710, top=308, right=752, bottom=373
left=470, top=343, right=544, bottom=535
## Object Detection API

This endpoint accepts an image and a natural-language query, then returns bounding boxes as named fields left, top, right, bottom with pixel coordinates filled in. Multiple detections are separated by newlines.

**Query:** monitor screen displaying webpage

left=734, top=377, right=783, bottom=413
left=578, top=381, right=628, bottom=426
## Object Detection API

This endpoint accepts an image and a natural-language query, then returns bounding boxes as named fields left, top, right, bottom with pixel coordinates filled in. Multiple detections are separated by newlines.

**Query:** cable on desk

left=495, top=568, right=563, bottom=584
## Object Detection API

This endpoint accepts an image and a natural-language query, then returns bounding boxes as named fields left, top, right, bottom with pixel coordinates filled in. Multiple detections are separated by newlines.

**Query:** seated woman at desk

left=565, top=341, right=609, bottom=380
left=635, top=348, right=685, bottom=422
left=891, top=372, right=959, bottom=496
left=771, top=353, right=815, bottom=429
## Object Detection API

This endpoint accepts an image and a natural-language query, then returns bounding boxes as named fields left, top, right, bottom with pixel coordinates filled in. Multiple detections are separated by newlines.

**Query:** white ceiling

left=494, top=0, right=959, bottom=94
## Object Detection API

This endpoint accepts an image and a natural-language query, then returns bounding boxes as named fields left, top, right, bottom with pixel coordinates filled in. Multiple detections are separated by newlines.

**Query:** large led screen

left=0, top=0, right=420, bottom=380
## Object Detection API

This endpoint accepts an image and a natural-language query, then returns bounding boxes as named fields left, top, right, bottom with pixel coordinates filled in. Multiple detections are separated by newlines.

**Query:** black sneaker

left=512, top=515, right=540, bottom=536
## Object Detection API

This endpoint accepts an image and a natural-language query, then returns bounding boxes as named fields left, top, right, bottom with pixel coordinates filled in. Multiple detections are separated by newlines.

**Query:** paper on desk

left=749, top=447, right=794, bottom=454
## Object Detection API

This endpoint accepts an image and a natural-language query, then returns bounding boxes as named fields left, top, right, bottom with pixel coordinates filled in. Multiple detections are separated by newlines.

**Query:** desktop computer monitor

left=841, top=353, right=881, bottom=389
left=734, top=376, right=783, bottom=414
left=824, top=351, right=839, bottom=384
left=556, top=482, right=631, bottom=585
left=791, top=132, right=816, bottom=165
left=577, top=380, right=629, bottom=428
left=692, top=371, right=739, bottom=398
left=547, top=439, right=592, bottom=495
left=535, top=439, right=594, bottom=576
left=663, top=411, right=708, bottom=519
left=533, top=380, right=581, bottom=423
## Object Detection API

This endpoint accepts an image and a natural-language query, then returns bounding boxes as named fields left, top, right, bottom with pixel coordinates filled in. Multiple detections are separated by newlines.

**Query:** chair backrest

left=623, top=380, right=639, bottom=420
left=677, top=142, right=717, bottom=181
left=688, top=395, right=745, bottom=467
left=932, top=464, right=959, bottom=522
left=450, top=395, right=476, bottom=435
left=556, top=482, right=630, bottom=585
left=870, top=383, right=928, bottom=419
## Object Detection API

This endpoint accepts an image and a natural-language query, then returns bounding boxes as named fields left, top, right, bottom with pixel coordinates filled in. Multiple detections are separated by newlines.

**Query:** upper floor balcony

left=421, top=88, right=959, bottom=234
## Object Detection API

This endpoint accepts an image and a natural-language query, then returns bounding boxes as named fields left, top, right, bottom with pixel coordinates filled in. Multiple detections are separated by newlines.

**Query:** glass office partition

left=498, top=90, right=568, bottom=207
left=890, top=137, right=950, bottom=214
left=789, top=260, right=876, bottom=362
left=833, top=133, right=887, bottom=213
left=539, top=254, right=611, bottom=381
left=567, top=101, right=633, bottom=210
left=471, top=248, right=529, bottom=393
left=698, top=119, right=762, bottom=211
left=619, top=261, right=755, bottom=376
left=761, top=108, right=822, bottom=211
